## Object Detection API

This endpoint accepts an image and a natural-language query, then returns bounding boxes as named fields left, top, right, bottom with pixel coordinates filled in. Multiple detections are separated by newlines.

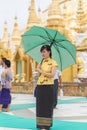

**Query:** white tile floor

left=0, top=128, right=28, bottom=130
left=0, top=94, right=87, bottom=130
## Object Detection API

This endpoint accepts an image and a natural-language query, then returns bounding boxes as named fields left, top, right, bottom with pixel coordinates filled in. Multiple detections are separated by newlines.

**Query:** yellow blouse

left=37, top=57, right=58, bottom=85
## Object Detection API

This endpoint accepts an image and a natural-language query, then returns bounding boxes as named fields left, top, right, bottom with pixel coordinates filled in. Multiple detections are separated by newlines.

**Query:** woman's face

left=41, top=49, right=50, bottom=59
left=1, top=60, right=5, bottom=66
left=4, top=64, right=7, bottom=69
left=0, top=60, right=1, bottom=65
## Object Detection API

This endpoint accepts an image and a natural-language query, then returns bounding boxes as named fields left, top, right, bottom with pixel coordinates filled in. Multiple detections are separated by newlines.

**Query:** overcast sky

left=0, top=0, right=51, bottom=38
left=0, top=0, right=86, bottom=38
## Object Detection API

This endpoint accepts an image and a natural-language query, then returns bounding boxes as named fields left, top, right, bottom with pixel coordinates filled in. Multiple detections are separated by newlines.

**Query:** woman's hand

left=38, top=67, right=57, bottom=78
left=36, top=64, right=57, bottom=78
left=37, top=64, right=41, bottom=69
left=37, top=67, right=41, bottom=73
left=59, top=83, right=63, bottom=89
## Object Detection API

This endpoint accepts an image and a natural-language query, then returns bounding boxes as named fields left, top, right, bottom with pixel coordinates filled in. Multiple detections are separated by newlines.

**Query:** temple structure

left=0, top=0, right=87, bottom=82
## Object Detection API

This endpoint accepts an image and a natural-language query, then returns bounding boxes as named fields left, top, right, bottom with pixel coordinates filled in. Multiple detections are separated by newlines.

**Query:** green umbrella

left=22, top=26, right=76, bottom=70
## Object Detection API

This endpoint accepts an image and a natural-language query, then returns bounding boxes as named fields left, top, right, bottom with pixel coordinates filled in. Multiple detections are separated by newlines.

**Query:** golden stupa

left=0, top=0, right=87, bottom=82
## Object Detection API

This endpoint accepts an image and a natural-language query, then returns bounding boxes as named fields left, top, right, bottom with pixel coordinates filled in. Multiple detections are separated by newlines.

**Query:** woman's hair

left=2, top=57, right=6, bottom=63
left=5, top=59, right=11, bottom=68
left=40, top=45, right=52, bottom=58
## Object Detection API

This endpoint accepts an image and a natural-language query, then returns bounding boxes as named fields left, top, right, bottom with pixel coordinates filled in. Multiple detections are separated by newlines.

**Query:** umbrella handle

left=50, top=40, right=54, bottom=47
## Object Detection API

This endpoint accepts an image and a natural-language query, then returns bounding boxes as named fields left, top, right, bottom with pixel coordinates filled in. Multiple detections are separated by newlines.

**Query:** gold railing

left=11, top=82, right=87, bottom=96
left=11, top=82, right=34, bottom=94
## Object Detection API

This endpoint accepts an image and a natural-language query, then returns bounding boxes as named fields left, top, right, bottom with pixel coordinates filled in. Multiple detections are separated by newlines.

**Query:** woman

left=36, top=45, right=58, bottom=130
left=1, top=58, right=8, bottom=109
left=0, top=59, right=13, bottom=112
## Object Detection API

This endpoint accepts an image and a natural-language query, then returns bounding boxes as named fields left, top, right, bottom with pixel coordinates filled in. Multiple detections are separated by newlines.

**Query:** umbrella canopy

left=22, top=26, right=76, bottom=70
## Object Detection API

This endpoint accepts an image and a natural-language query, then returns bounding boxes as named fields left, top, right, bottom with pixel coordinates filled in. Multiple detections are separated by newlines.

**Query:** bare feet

left=5, top=109, right=10, bottom=112
left=0, top=105, right=2, bottom=112
left=4, top=108, right=10, bottom=112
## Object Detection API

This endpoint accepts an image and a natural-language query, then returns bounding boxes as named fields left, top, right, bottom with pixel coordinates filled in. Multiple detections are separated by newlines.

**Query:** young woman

left=36, top=45, right=58, bottom=130
left=0, top=59, right=13, bottom=112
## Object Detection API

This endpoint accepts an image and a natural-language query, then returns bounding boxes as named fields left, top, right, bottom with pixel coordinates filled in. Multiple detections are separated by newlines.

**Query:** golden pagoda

left=76, top=0, right=87, bottom=78
left=26, top=0, right=41, bottom=31
left=0, top=0, right=87, bottom=82
left=76, top=0, right=87, bottom=51
left=46, top=0, right=64, bottom=32
left=12, top=0, right=40, bottom=82
left=62, top=4, right=74, bottom=43
left=0, top=21, right=9, bottom=49
left=76, top=0, right=85, bottom=33
left=0, top=21, right=12, bottom=59
left=12, top=16, right=21, bottom=44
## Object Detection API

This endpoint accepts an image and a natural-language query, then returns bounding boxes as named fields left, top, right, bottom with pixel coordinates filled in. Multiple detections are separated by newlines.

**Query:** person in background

left=0, top=58, right=6, bottom=83
left=53, top=70, right=62, bottom=109
left=0, top=58, right=7, bottom=109
left=0, top=59, right=4, bottom=94
left=0, top=59, right=5, bottom=86
left=36, top=45, right=58, bottom=130
left=0, top=59, right=13, bottom=112
left=1, top=58, right=6, bottom=67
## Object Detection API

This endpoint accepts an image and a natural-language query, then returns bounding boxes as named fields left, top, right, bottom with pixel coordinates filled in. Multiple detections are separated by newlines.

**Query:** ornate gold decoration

left=12, top=16, right=21, bottom=43
left=14, top=74, right=21, bottom=83
left=26, top=0, right=41, bottom=30
left=76, top=0, right=85, bottom=33
left=20, top=73, right=26, bottom=82
left=46, top=0, right=64, bottom=33
left=0, top=0, right=87, bottom=82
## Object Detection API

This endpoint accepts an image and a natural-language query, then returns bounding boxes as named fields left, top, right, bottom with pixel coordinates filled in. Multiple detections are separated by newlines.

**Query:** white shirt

left=0, top=65, right=5, bottom=82
left=54, top=70, right=62, bottom=80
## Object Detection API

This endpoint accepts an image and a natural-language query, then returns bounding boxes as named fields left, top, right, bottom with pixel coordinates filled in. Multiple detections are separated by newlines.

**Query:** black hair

left=2, top=57, right=6, bottom=63
left=5, top=59, right=11, bottom=68
left=40, top=45, right=52, bottom=58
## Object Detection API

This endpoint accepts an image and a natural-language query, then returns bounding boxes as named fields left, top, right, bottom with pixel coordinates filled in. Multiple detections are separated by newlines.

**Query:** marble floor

left=0, top=94, right=87, bottom=130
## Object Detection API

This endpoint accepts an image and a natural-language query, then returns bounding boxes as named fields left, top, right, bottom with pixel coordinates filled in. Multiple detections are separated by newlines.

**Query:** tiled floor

left=0, top=94, right=87, bottom=129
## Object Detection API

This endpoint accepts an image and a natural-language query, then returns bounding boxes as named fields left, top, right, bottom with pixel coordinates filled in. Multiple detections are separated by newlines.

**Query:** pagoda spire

left=46, top=0, right=64, bottom=33
left=82, top=0, right=87, bottom=25
left=62, top=4, right=74, bottom=43
left=26, top=0, right=41, bottom=30
left=1, top=21, right=9, bottom=43
left=38, top=7, right=41, bottom=18
left=12, top=16, right=21, bottom=43
left=48, top=0, right=61, bottom=16
left=63, top=4, right=67, bottom=18
left=76, top=0, right=85, bottom=33
left=0, top=21, right=10, bottom=49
